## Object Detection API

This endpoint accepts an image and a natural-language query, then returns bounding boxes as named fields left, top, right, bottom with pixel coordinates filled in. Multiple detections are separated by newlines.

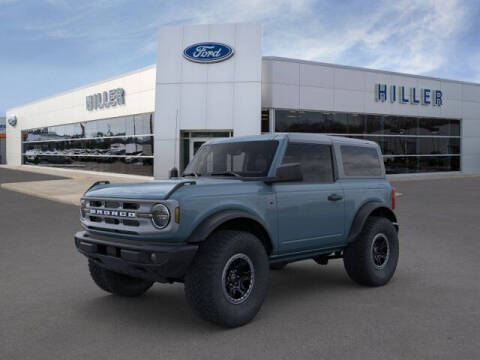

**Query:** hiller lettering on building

left=86, top=88, right=125, bottom=111
left=375, top=84, right=442, bottom=106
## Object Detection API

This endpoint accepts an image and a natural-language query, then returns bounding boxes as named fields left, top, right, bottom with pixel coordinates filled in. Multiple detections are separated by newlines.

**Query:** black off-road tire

left=184, top=230, right=269, bottom=328
left=270, top=262, right=287, bottom=270
left=88, top=260, right=154, bottom=297
left=343, top=216, right=399, bottom=286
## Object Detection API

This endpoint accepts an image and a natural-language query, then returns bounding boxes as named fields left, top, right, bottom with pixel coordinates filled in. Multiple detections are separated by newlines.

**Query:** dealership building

left=5, top=22, right=480, bottom=178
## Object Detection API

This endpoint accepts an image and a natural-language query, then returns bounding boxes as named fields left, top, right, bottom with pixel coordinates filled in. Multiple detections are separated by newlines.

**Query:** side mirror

left=267, top=163, right=303, bottom=183
left=169, top=167, right=179, bottom=179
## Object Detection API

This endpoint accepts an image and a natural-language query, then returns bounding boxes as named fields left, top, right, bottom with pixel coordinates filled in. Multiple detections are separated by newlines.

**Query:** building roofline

left=262, top=56, right=480, bottom=87
left=8, top=55, right=480, bottom=113
left=6, top=64, right=156, bottom=113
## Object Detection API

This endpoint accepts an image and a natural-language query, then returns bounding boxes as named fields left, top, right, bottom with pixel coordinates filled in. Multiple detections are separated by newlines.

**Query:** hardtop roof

left=207, top=133, right=378, bottom=147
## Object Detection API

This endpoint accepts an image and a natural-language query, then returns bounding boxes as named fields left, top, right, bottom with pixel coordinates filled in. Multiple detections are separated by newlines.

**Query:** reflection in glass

left=21, top=113, right=154, bottom=176
left=341, top=145, right=382, bottom=176
left=450, top=120, right=460, bottom=136
left=384, top=157, right=418, bottom=174
left=346, top=114, right=365, bottom=133
left=96, top=119, right=111, bottom=137
left=418, top=156, right=451, bottom=172
left=366, top=115, right=382, bottom=134
left=108, top=117, right=127, bottom=136
left=418, top=118, right=451, bottom=136
left=134, top=113, right=152, bottom=135
left=83, top=121, right=97, bottom=138
left=451, top=155, right=460, bottom=171
left=384, top=116, right=418, bottom=135
left=22, top=155, right=153, bottom=176
left=326, top=113, right=347, bottom=133
left=383, top=137, right=417, bottom=155
left=417, top=138, right=460, bottom=155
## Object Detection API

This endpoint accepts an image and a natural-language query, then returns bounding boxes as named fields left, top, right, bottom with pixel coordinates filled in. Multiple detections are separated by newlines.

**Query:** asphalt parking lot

left=1, top=168, right=479, bottom=360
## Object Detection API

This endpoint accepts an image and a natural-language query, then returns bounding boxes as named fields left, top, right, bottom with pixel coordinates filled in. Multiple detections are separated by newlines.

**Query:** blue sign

left=183, top=42, right=234, bottom=63
left=375, top=84, right=442, bottom=106
left=7, top=115, right=17, bottom=127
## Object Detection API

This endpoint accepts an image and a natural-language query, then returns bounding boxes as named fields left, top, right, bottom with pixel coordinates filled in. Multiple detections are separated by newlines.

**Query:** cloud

left=142, top=0, right=470, bottom=76
left=257, top=0, right=469, bottom=75
left=365, top=0, right=468, bottom=74
left=15, top=0, right=471, bottom=77
left=1, top=0, right=478, bottom=113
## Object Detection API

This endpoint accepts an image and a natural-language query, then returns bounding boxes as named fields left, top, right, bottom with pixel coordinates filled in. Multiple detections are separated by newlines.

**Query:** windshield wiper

left=210, top=171, right=241, bottom=178
left=183, top=172, right=200, bottom=178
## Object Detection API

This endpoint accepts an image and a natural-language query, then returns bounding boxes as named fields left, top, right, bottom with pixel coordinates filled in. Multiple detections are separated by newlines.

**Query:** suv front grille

left=104, top=201, right=120, bottom=209
left=82, top=199, right=149, bottom=230
left=81, top=197, right=177, bottom=235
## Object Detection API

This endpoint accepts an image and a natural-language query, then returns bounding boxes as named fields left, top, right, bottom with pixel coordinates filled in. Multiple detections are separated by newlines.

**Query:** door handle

left=328, top=193, right=343, bottom=201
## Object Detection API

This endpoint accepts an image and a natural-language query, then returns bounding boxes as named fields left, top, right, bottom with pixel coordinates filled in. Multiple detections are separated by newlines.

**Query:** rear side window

left=341, top=145, right=382, bottom=177
left=281, top=142, right=334, bottom=183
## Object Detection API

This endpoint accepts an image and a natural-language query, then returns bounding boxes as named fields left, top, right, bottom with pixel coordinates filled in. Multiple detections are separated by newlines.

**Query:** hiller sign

left=86, top=88, right=125, bottom=111
left=375, top=84, right=443, bottom=106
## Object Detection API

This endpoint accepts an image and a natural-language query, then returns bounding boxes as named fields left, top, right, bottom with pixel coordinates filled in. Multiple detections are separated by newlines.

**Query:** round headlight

left=151, top=204, right=171, bottom=229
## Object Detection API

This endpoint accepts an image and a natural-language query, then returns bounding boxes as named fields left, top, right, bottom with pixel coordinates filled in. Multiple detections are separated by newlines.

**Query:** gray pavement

left=0, top=168, right=479, bottom=360
left=0, top=165, right=152, bottom=205
left=0, top=167, right=67, bottom=183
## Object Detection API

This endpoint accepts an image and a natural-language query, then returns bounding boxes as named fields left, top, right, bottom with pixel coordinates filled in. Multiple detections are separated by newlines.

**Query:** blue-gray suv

left=75, top=133, right=399, bottom=327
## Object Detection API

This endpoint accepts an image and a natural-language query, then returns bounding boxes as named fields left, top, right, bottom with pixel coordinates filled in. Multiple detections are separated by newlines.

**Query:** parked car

left=75, top=133, right=399, bottom=327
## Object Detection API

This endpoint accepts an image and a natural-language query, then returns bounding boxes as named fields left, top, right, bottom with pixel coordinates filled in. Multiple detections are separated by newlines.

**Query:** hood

left=84, top=177, right=243, bottom=200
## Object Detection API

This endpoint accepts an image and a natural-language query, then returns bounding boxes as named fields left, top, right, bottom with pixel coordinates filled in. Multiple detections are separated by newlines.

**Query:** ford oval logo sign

left=7, top=115, right=17, bottom=127
left=183, top=42, right=234, bottom=63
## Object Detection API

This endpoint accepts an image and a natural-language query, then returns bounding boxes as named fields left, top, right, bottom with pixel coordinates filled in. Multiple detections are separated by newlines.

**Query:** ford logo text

left=183, top=42, right=234, bottom=63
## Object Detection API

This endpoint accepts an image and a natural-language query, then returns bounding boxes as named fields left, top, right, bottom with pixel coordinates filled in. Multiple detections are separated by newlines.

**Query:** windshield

left=184, top=140, right=279, bottom=178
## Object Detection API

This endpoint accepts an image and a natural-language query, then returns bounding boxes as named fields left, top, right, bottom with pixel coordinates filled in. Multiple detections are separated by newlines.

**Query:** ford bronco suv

left=75, top=133, right=399, bottom=327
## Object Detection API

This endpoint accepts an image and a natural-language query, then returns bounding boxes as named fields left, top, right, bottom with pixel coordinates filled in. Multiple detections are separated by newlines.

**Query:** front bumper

left=74, top=231, right=198, bottom=282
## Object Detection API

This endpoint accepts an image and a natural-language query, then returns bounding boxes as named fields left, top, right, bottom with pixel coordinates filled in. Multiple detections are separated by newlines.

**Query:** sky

left=1, top=0, right=480, bottom=114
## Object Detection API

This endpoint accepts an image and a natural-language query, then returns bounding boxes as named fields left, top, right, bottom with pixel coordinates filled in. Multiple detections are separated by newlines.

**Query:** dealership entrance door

left=181, top=131, right=233, bottom=173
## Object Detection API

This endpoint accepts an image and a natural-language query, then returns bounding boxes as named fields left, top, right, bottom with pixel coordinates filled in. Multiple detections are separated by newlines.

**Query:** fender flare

left=347, top=201, right=398, bottom=243
left=186, top=209, right=274, bottom=251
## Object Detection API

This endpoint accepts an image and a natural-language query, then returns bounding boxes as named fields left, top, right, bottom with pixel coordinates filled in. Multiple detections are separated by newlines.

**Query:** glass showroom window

left=275, top=109, right=461, bottom=174
left=22, top=113, right=154, bottom=176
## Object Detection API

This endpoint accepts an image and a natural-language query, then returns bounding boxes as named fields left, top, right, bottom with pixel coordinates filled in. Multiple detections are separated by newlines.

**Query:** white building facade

left=6, top=22, right=480, bottom=178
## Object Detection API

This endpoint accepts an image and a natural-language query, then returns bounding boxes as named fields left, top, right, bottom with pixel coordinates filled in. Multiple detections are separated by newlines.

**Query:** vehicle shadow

left=75, top=261, right=360, bottom=332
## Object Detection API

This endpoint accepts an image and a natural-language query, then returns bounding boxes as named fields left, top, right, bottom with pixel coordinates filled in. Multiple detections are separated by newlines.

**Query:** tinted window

left=418, top=118, right=451, bottom=136
left=134, top=113, right=152, bottom=135
left=366, top=115, right=383, bottom=134
left=341, top=145, right=382, bottom=177
left=281, top=142, right=334, bottom=183
left=383, top=136, right=417, bottom=155
left=384, top=116, right=418, bottom=135
left=325, top=113, right=347, bottom=133
left=184, top=141, right=278, bottom=178
left=450, top=120, right=460, bottom=136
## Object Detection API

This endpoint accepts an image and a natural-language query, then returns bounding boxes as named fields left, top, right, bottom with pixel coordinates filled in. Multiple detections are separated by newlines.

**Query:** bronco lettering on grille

left=89, top=209, right=136, bottom=218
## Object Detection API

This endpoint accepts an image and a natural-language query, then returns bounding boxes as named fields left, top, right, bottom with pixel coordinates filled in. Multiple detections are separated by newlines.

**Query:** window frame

left=279, top=140, right=337, bottom=184
left=336, top=143, right=385, bottom=179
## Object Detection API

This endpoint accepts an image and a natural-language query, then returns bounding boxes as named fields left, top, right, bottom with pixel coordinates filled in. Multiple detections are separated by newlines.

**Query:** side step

left=313, top=251, right=343, bottom=265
